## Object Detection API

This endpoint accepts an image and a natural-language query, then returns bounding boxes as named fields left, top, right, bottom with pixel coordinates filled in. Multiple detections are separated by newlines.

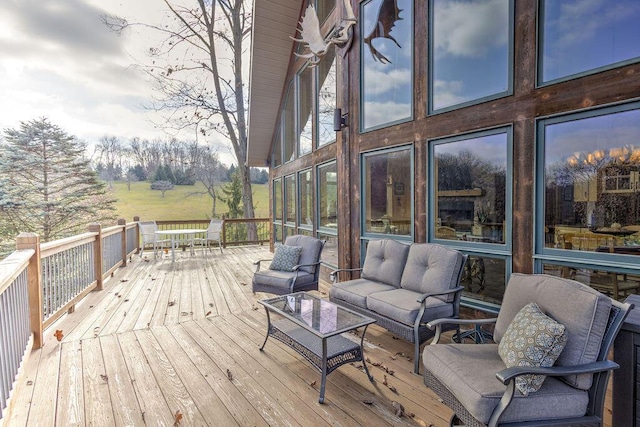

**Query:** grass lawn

left=109, top=181, right=269, bottom=222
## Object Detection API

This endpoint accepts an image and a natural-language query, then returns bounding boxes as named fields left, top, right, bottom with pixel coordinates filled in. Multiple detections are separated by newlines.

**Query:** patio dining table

left=155, top=228, right=206, bottom=262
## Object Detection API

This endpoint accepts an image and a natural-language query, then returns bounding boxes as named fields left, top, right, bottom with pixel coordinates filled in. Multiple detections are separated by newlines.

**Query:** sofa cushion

left=253, top=269, right=314, bottom=290
left=400, top=243, right=465, bottom=302
left=284, top=235, right=323, bottom=274
left=361, top=239, right=410, bottom=288
left=329, top=278, right=396, bottom=309
left=498, top=302, right=567, bottom=396
left=423, top=344, right=588, bottom=424
left=494, top=273, right=611, bottom=390
left=269, top=245, right=303, bottom=272
left=366, top=288, right=453, bottom=326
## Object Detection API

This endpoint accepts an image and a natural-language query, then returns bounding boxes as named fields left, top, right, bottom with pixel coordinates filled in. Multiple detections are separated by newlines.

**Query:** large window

left=298, top=67, right=313, bottom=157
left=317, top=48, right=336, bottom=147
left=431, top=129, right=510, bottom=246
left=271, top=130, right=282, bottom=168
left=317, top=161, right=338, bottom=229
left=316, top=0, right=336, bottom=25
left=360, top=0, right=413, bottom=131
left=362, top=146, right=413, bottom=237
left=273, top=178, right=283, bottom=243
left=283, top=82, right=295, bottom=163
left=299, top=169, right=314, bottom=229
left=429, top=0, right=512, bottom=113
left=539, top=0, right=640, bottom=85
left=284, top=174, right=296, bottom=226
left=536, top=103, right=640, bottom=299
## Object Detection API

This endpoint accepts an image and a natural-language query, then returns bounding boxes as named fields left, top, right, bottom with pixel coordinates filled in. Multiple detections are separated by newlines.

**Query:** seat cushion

left=253, top=270, right=314, bottom=290
left=498, top=302, right=567, bottom=396
left=285, top=235, right=323, bottom=274
left=361, top=239, right=410, bottom=288
left=366, top=288, right=453, bottom=326
left=494, top=273, right=612, bottom=390
left=423, top=344, right=589, bottom=424
left=400, top=243, right=465, bottom=302
left=329, top=278, right=396, bottom=309
left=269, top=245, right=302, bottom=272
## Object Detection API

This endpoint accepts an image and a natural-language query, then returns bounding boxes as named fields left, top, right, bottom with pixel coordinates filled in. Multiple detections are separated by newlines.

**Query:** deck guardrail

left=0, top=216, right=270, bottom=422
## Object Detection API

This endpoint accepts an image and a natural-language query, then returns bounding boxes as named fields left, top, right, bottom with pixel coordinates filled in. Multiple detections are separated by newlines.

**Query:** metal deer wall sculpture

left=291, top=0, right=357, bottom=65
left=364, top=0, right=403, bottom=64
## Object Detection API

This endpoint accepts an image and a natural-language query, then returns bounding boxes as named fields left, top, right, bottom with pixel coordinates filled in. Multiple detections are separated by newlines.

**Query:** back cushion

left=494, top=273, right=612, bottom=390
left=400, top=244, right=465, bottom=302
left=362, top=239, right=409, bottom=288
left=285, top=235, right=323, bottom=274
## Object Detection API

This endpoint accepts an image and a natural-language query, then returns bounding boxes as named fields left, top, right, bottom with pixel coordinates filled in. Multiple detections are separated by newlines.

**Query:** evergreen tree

left=218, top=171, right=243, bottom=219
left=0, top=118, right=116, bottom=242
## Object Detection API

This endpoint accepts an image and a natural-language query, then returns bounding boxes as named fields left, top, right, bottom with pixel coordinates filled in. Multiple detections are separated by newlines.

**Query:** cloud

left=363, top=100, right=411, bottom=128
left=433, top=0, right=508, bottom=58
left=432, top=79, right=465, bottom=110
left=363, top=67, right=412, bottom=96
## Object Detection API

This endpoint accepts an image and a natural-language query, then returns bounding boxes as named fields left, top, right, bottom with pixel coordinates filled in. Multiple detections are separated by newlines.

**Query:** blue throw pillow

left=269, top=245, right=303, bottom=272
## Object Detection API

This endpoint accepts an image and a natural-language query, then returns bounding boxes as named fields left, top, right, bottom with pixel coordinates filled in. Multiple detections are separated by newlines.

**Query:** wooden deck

left=4, top=246, right=457, bottom=427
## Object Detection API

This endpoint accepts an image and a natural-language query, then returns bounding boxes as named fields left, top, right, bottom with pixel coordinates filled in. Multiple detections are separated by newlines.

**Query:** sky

left=0, top=0, right=238, bottom=165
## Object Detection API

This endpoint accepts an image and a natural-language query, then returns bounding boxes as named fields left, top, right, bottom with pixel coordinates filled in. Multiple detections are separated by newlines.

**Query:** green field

left=110, top=181, right=269, bottom=222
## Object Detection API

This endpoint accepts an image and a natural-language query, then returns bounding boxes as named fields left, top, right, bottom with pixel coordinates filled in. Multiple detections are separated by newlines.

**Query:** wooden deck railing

left=0, top=217, right=270, bottom=421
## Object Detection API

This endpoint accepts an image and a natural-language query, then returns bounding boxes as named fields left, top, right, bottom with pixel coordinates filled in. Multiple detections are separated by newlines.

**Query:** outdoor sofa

left=328, top=239, right=467, bottom=373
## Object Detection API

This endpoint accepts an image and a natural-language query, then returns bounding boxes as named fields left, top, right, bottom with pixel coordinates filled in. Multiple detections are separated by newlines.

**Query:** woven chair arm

left=417, top=286, right=464, bottom=303
left=496, top=360, right=619, bottom=384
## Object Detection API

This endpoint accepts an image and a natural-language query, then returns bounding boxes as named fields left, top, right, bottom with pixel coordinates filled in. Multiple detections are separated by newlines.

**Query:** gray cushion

left=253, top=269, right=314, bottom=290
left=400, top=243, right=465, bottom=302
left=498, top=302, right=567, bottom=396
left=269, top=245, right=303, bottom=271
left=423, top=344, right=589, bottom=424
left=285, top=235, right=323, bottom=274
left=361, top=239, right=410, bottom=288
left=494, top=273, right=612, bottom=390
left=329, top=278, right=396, bottom=309
left=366, top=288, right=453, bottom=326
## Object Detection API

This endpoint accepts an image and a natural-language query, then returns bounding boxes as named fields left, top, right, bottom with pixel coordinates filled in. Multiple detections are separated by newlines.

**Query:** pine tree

left=0, top=118, right=116, bottom=242
left=218, top=172, right=244, bottom=219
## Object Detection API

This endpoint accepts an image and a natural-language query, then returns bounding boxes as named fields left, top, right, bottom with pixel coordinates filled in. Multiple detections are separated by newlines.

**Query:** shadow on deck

left=5, top=246, right=455, bottom=426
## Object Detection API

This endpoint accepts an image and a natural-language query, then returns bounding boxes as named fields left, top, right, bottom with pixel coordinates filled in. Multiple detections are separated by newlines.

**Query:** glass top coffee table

left=258, top=292, right=375, bottom=403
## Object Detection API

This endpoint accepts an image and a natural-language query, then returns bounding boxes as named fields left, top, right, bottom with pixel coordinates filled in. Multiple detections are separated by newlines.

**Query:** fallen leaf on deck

left=226, top=369, right=233, bottom=381
left=54, top=330, right=64, bottom=341
left=392, top=401, right=405, bottom=417
left=168, top=301, right=176, bottom=306
left=208, top=303, right=214, bottom=307
left=309, top=380, right=316, bottom=387
left=362, top=400, right=374, bottom=405
left=120, top=279, right=128, bottom=282
left=26, top=380, right=33, bottom=386
left=205, top=311, right=212, bottom=316
left=383, top=375, right=388, bottom=386
left=100, top=374, right=108, bottom=383
left=389, top=385, right=398, bottom=393
left=174, top=410, right=182, bottom=426
left=124, top=299, right=129, bottom=302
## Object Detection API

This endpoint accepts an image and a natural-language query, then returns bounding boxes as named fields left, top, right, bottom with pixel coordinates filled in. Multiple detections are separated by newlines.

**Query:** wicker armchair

left=423, top=273, right=633, bottom=426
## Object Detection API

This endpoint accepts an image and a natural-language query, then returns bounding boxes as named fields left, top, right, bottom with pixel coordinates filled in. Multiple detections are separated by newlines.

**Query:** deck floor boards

left=3, top=245, right=614, bottom=426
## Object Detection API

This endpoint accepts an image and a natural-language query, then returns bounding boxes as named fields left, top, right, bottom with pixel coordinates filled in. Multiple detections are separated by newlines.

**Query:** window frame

left=284, top=174, right=297, bottom=239
left=533, top=101, right=640, bottom=277
left=427, top=0, right=514, bottom=115
left=297, top=64, right=314, bottom=158
left=316, top=48, right=337, bottom=148
left=282, top=80, right=296, bottom=164
left=298, top=168, right=314, bottom=231
left=316, top=160, right=339, bottom=234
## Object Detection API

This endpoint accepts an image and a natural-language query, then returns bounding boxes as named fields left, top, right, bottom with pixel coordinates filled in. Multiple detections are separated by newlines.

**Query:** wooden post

left=133, top=216, right=141, bottom=254
left=118, top=218, right=127, bottom=266
left=222, top=215, right=227, bottom=249
left=88, top=223, right=104, bottom=291
left=16, top=233, right=43, bottom=349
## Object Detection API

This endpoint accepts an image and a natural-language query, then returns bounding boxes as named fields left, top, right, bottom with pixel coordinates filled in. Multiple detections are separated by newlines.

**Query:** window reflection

left=283, top=82, right=295, bottom=162
left=317, top=232, right=338, bottom=267
left=298, top=67, right=313, bottom=156
left=285, top=175, right=296, bottom=224
left=363, top=147, right=412, bottom=236
left=434, top=132, right=508, bottom=244
left=542, top=263, right=640, bottom=301
left=272, top=130, right=282, bottom=167
left=360, top=0, right=413, bottom=130
left=318, top=49, right=336, bottom=147
left=274, top=179, right=282, bottom=221
left=316, top=0, right=336, bottom=25
left=540, top=0, right=640, bottom=84
left=430, top=0, right=511, bottom=112
left=462, top=255, right=506, bottom=305
left=299, top=169, right=314, bottom=227
left=318, top=161, right=338, bottom=229
left=542, top=107, right=640, bottom=256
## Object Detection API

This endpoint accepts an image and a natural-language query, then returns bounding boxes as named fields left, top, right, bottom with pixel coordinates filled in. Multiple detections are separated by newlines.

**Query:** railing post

left=88, top=223, right=104, bottom=291
left=118, top=218, right=127, bottom=266
left=16, top=232, right=43, bottom=349
left=133, top=216, right=141, bottom=254
left=222, top=216, right=227, bottom=249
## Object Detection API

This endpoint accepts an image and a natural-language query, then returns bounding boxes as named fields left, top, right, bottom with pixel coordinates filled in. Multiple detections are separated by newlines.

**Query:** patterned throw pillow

left=269, top=245, right=303, bottom=272
left=498, top=302, right=567, bottom=396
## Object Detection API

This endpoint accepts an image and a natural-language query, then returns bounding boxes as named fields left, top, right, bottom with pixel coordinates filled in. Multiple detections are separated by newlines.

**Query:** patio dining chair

left=422, top=273, right=633, bottom=426
left=138, top=220, right=172, bottom=258
left=252, top=235, right=325, bottom=295
left=192, top=219, right=223, bottom=253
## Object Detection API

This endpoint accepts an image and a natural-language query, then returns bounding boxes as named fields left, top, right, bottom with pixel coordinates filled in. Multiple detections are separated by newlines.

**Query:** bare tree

left=94, top=135, right=122, bottom=188
left=105, top=1, right=255, bottom=229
